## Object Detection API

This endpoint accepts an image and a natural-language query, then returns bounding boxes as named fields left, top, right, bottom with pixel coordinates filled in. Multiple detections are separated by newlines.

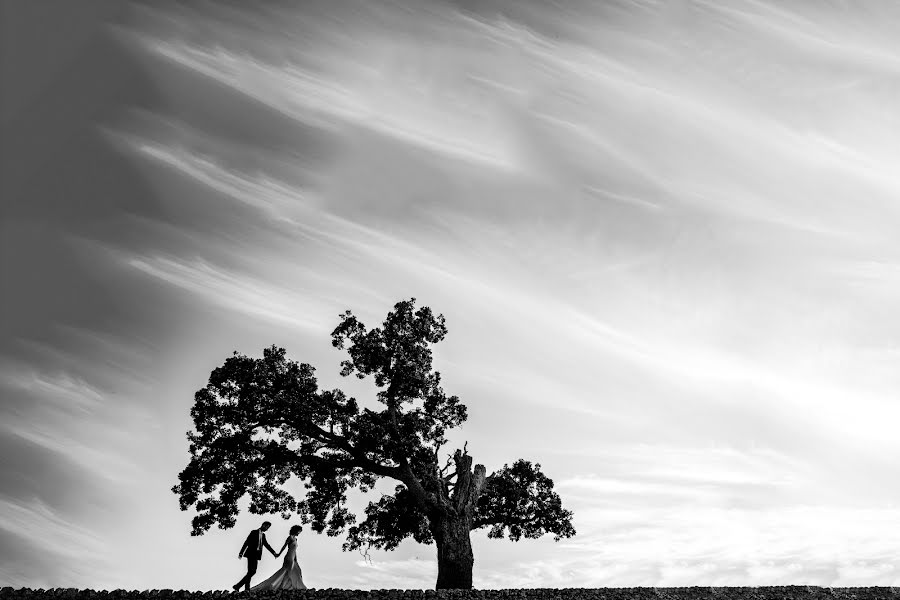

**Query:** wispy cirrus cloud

left=127, top=255, right=324, bottom=332
left=0, top=498, right=109, bottom=588
left=128, top=31, right=521, bottom=172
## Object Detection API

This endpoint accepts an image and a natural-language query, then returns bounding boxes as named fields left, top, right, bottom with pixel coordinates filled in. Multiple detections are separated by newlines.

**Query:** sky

left=5, top=0, right=900, bottom=591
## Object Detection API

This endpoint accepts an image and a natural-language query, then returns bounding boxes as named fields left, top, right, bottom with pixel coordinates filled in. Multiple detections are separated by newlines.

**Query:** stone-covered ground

left=2, top=587, right=900, bottom=600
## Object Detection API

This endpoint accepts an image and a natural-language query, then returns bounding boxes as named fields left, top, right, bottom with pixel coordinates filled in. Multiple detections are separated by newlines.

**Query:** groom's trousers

left=235, top=556, right=258, bottom=591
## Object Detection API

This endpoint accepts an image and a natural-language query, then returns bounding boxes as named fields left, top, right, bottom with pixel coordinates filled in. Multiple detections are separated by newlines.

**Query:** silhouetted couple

left=232, top=521, right=307, bottom=592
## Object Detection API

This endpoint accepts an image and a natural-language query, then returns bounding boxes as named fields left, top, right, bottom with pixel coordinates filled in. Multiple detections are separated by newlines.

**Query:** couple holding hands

left=233, top=521, right=308, bottom=592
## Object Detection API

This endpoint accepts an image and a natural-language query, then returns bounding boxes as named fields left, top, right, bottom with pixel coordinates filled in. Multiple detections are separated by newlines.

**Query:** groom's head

left=260, top=521, right=272, bottom=532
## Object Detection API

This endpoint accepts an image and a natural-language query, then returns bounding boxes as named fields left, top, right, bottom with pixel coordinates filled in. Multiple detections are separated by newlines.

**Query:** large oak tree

left=172, top=299, right=575, bottom=589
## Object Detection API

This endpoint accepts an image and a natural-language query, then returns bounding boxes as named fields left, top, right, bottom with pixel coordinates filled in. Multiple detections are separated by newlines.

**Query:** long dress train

left=250, top=534, right=307, bottom=591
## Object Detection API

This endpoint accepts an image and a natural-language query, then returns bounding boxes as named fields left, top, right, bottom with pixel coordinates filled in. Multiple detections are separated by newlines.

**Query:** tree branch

left=250, top=416, right=402, bottom=480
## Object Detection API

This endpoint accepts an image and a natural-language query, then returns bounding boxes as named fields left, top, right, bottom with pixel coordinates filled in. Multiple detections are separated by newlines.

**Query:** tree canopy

left=173, top=298, right=575, bottom=588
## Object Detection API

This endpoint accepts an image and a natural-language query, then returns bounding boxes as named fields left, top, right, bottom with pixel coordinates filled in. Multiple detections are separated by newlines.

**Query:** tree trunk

left=428, top=450, right=486, bottom=589
left=433, top=512, right=475, bottom=589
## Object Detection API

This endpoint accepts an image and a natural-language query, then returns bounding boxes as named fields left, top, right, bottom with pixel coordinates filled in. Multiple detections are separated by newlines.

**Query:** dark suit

left=234, top=528, right=275, bottom=591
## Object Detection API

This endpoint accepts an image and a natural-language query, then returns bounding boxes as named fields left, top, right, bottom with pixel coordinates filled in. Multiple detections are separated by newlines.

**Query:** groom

left=233, top=521, right=277, bottom=592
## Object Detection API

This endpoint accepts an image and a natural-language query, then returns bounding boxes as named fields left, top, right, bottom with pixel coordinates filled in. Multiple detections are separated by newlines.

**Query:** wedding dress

left=250, top=534, right=307, bottom=591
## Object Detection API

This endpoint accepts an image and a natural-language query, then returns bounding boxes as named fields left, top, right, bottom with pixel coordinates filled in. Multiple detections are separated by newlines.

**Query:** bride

left=250, top=524, right=308, bottom=591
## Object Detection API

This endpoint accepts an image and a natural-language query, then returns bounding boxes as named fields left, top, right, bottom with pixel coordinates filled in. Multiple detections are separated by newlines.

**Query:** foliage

left=172, top=298, right=574, bottom=559
left=475, top=460, right=575, bottom=541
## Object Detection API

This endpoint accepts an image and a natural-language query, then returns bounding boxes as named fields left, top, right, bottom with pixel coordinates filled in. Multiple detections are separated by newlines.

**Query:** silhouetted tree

left=172, top=299, right=575, bottom=589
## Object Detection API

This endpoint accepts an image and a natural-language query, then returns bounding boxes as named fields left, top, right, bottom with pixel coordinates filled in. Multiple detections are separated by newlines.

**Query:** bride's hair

left=289, top=525, right=302, bottom=535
